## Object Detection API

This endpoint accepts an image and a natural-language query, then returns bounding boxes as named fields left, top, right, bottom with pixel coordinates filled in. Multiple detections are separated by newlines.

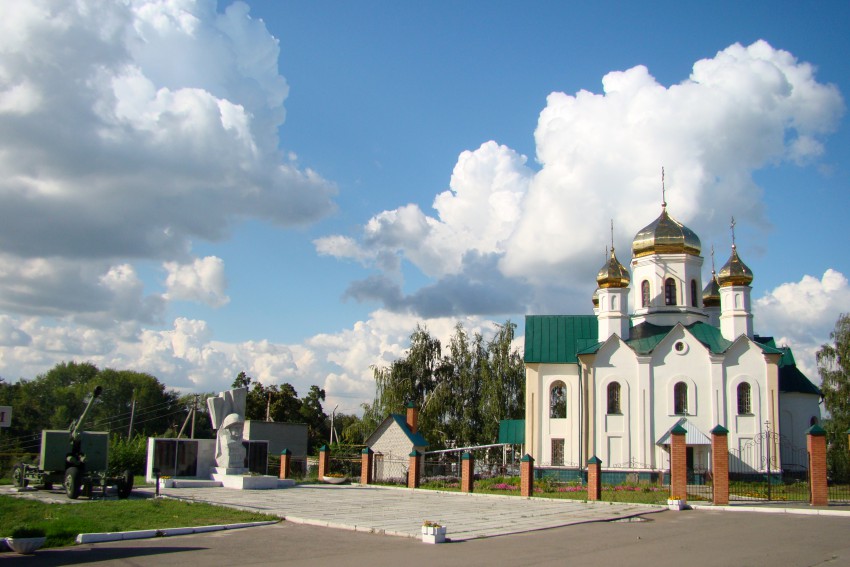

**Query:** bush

left=108, top=435, right=147, bottom=475
left=10, top=525, right=46, bottom=538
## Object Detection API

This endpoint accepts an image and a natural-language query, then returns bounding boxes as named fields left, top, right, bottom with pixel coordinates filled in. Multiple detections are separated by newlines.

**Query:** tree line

left=0, top=363, right=334, bottom=457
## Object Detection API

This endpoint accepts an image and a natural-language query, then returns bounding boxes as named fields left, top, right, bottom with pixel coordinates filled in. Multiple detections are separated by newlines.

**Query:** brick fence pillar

left=670, top=424, right=688, bottom=504
left=520, top=454, right=534, bottom=498
left=317, top=445, right=329, bottom=479
left=361, top=447, right=373, bottom=485
left=710, top=425, right=729, bottom=506
left=279, top=448, right=292, bottom=480
left=461, top=452, right=474, bottom=493
left=587, top=456, right=602, bottom=501
left=807, top=424, right=828, bottom=506
left=408, top=450, right=422, bottom=488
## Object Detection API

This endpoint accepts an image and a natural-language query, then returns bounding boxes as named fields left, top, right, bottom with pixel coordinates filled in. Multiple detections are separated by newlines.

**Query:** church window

left=737, top=383, right=752, bottom=415
left=607, top=382, right=621, bottom=414
left=550, top=381, right=566, bottom=419
left=665, top=278, right=677, bottom=306
left=810, top=416, right=818, bottom=427
left=691, top=279, right=698, bottom=307
left=674, top=382, right=688, bottom=415
left=551, top=438, right=565, bottom=466
left=641, top=280, right=650, bottom=307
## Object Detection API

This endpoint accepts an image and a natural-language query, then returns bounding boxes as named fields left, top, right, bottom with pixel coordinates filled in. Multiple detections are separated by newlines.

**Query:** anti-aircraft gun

left=13, top=386, right=134, bottom=499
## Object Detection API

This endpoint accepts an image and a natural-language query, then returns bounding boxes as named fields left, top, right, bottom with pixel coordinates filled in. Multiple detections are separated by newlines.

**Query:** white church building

left=524, top=199, right=821, bottom=480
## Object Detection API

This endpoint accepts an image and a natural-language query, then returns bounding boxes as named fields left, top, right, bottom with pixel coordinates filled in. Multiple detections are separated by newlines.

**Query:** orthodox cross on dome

left=661, top=166, right=666, bottom=208
left=711, top=244, right=716, bottom=273
left=610, top=219, right=615, bottom=252
left=730, top=216, right=737, bottom=248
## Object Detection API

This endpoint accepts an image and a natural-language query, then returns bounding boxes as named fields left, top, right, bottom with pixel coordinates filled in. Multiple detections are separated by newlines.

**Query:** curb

left=689, top=504, right=850, bottom=517
left=75, top=520, right=279, bottom=544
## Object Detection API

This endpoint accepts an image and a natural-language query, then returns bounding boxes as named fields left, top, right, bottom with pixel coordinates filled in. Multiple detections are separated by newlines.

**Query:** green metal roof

left=524, top=315, right=598, bottom=363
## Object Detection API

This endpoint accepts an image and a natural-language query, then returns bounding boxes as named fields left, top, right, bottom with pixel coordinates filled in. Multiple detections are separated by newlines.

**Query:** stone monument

left=207, top=387, right=248, bottom=474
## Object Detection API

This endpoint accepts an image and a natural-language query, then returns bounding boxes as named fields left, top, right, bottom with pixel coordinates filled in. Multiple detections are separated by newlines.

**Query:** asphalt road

left=5, top=509, right=850, bottom=567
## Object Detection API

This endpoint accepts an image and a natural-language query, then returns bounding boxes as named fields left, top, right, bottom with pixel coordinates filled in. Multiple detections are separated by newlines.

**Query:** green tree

left=365, top=320, right=525, bottom=449
left=817, top=313, right=850, bottom=481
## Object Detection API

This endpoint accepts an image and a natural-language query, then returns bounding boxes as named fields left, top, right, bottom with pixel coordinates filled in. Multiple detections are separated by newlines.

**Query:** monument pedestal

left=210, top=470, right=281, bottom=490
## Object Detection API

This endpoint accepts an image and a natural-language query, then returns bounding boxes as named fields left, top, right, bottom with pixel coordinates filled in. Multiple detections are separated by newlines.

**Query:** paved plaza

left=141, top=483, right=664, bottom=541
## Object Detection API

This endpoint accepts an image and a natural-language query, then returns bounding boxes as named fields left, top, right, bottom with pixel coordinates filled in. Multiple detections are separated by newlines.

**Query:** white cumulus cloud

left=164, top=256, right=230, bottom=308
left=319, top=41, right=843, bottom=318
left=0, top=0, right=335, bottom=325
left=754, top=269, right=850, bottom=378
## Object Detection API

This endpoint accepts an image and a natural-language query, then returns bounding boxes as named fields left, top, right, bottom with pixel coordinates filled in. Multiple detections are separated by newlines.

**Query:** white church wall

left=592, top=338, right=638, bottom=468
left=537, top=365, right=580, bottom=466
left=780, top=392, right=822, bottom=469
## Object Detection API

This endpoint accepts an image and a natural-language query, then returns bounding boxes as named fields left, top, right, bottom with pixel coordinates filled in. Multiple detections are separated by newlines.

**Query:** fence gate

left=729, top=431, right=809, bottom=502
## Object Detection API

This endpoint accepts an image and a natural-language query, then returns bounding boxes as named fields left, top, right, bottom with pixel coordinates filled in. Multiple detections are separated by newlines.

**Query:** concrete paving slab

left=141, top=484, right=664, bottom=541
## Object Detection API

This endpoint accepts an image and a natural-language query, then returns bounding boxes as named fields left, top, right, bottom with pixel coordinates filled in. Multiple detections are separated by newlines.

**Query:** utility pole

left=266, top=391, right=272, bottom=422
left=190, top=394, right=198, bottom=439
left=127, top=389, right=136, bottom=438
left=330, top=404, right=339, bottom=445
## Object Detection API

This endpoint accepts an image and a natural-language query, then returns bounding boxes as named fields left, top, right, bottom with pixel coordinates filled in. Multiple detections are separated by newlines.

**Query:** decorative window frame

left=667, top=376, right=697, bottom=416
left=728, top=375, right=760, bottom=421
left=600, top=376, right=629, bottom=417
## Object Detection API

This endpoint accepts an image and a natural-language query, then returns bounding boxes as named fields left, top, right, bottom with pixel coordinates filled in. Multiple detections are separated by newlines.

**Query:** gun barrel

left=70, top=385, right=102, bottom=439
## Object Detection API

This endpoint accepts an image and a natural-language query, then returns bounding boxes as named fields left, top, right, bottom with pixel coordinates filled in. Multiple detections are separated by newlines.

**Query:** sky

left=0, top=0, right=848, bottom=416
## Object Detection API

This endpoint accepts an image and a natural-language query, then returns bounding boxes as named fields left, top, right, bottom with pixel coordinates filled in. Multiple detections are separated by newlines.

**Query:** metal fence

left=729, top=432, right=810, bottom=502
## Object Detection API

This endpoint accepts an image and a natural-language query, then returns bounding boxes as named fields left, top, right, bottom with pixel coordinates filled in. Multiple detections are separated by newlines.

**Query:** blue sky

left=0, top=1, right=848, bottom=415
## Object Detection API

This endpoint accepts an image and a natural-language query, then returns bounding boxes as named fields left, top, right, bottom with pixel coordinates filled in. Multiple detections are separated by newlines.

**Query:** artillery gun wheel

left=117, top=469, right=134, bottom=499
left=64, top=467, right=81, bottom=499
left=12, top=465, right=28, bottom=488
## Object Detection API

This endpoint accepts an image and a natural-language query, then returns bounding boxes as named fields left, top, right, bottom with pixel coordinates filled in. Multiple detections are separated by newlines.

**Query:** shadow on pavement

left=0, top=545, right=205, bottom=565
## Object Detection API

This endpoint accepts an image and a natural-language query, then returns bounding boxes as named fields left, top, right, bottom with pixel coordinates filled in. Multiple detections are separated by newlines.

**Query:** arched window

left=607, top=382, right=621, bottom=414
left=550, top=381, right=566, bottom=418
left=665, top=278, right=677, bottom=306
left=641, top=280, right=650, bottom=307
left=674, top=382, right=688, bottom=415
left=737, top=383, right=752, bottom=415
left=810, top=416, right=819, bottom=427
left=691, top=279, right=698, bottom=307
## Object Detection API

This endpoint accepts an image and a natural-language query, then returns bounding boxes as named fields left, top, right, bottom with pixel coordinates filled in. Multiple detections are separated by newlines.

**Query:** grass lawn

left=0, top=495, right=279, bottom=549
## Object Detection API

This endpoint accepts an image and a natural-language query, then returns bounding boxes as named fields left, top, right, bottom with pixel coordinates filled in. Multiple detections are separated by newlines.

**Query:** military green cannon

left=12, top=386, right=134, bottom=499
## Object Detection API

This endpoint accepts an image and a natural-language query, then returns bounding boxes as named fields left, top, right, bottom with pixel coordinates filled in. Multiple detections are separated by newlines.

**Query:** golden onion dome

left=702, top=271, right=721, bottom=307
left=717, top=245, right=753, bottom=287
left=596, top=247, right=630, bottom=288
left=632, top=205, right=701, bottom=258
left=592, top=288, right=599, bottom=307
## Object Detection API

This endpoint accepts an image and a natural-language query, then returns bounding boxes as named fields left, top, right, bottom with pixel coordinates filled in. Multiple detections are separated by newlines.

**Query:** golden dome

left=702, top=272, right=720, bottom=307
left=717, top=245, right=753, bottom=287
left=596, top=247, right=630, bottom=288
left=632, top=205, right=701, bottom=258
left=592, top=288, right=599, bottom=307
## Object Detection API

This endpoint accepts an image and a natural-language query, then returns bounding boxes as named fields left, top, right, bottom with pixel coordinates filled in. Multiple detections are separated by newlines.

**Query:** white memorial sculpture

left=207, top=388, right=247, bottom=472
